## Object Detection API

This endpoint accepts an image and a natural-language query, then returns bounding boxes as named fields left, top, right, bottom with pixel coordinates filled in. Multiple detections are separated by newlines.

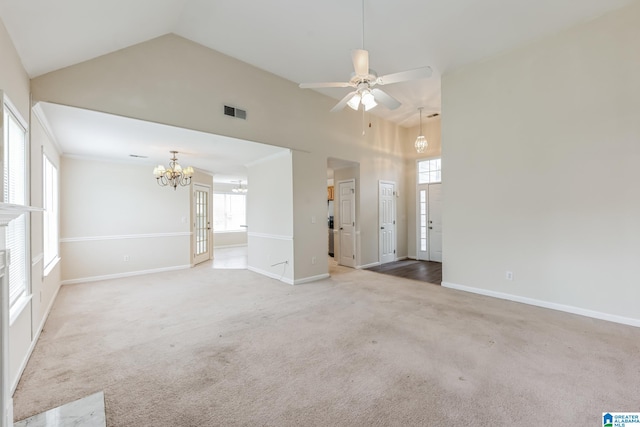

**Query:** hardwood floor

left=365, top=259, right=442, bottom=285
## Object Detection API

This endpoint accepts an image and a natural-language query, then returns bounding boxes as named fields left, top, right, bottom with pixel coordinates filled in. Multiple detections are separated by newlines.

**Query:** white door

left=428, top=183, right=443, bottom=262
left=417, top=183, right=442, bottom=262
left=193, top=184, right=211, bottom=265
left=417, top=185, right=429, bottom=261
left=338, top=179, right=356, bottom=268
left=379, top=181, right=396, bottom=264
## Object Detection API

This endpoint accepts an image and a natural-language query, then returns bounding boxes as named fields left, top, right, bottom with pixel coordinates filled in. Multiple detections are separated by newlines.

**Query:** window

left=418, top=158, right=441, bottom=184
left=43, top=154, right=59, bottom=272
left=3, top=103, right=29, bottom=309
left=213, top=193, right=246, bottom=232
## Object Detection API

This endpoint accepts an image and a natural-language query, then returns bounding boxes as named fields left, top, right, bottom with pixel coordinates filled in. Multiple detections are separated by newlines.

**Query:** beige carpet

left=13, top=262, right=640, bottom=426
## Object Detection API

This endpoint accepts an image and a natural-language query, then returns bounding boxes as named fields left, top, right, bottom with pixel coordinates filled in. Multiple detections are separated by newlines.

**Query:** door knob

left=429, top=226, right=433, bottom=229
left=340, top=227, right=343, bottom=230
left=380, top=227, right=385, bottom=229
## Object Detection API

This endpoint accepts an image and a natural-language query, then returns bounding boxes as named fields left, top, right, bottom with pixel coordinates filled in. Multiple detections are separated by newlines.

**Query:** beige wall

left=60, top=157, right=191, bottom=283
left=441, top=2, right=640, bottom=323
left=31, top=34, right=412, bottom=279
left=1, top=17, right=63, bottom=398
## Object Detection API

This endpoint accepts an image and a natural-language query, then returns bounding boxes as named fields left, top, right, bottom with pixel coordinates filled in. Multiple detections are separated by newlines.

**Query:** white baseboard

left=294, top=273, right=330, bottom=285
left=61, top=265, right=192, bottom=285
left=395, top=256, right=408, bottom=261
left=357, top=262, right=380, bottom=270
left=11, top=282, right=61, bottom=394
left=442, top=281, right=640, bottom=328
left=247, top=266, right=294, bottom=285
left=214, top=244, right=248, bottom=249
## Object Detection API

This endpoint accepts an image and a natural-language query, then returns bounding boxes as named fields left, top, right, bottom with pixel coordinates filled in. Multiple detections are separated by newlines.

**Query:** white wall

left=60, top=157, right=191, bottom=283
left=247, top=151, right=294, bottom=283
left=441, top=2, right=640, bottom=324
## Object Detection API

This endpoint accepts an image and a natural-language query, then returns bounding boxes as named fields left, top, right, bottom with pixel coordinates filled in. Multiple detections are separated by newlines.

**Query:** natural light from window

left=213, top=193, right=246, bottom=232
left=43, top=154, right=59, bottom=272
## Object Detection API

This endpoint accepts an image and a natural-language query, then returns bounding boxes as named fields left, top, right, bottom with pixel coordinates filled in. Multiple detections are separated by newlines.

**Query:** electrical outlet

left=124, top=255, right=130, bottom=262
left=506, top=271, right=513, bottom=281
left=311, top=256, right=317, bottom=265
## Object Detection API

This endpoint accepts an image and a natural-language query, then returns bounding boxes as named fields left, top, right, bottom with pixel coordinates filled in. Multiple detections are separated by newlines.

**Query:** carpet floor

left=12, top=262, right=640, bottom=426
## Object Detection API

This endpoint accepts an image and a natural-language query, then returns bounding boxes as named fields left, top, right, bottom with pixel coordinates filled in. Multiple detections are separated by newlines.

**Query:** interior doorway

left=327, top=158, right=359, bottom=269
left=379, top=180, right=396, bottom=264
left=193, top=183, right=212, bottom=265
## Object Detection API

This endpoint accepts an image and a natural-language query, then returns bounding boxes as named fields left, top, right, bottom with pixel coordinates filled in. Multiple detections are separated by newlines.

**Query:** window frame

left=212, top=192, right=247, bottom=233
left=42, top=153, right=59, bottom=275
left=3, top=96, right=31, bottom=318
left=417, top=157, right=442, bottom=184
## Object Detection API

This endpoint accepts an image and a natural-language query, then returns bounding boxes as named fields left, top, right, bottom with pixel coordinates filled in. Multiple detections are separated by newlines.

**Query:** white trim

left=31, top=253, right=44, bottom=267
left=213, top=244, right=248, bottom=249
left=43, top=256, right=61, bottom=277
left=244, top=149, right=291, bottom=168
left=247, top=266, right=294, bottom=285
left=9, top=294, right=32, bottom=326
left=395, top=256, right=408, bottom=262
left=10, top=282, right=61, bottom=395
left=357, top=262, right=380, bottom=270
left=60, top=231, right=191, bottom=243
left=32, top=103, right=63, bottom=154
left=442, top=282, right=640, bottom=328
left=61, top=264, right=192, bottom=285
left=247, top=232, right=293, bottom=241
left=293, top=273, right=330, bottom=285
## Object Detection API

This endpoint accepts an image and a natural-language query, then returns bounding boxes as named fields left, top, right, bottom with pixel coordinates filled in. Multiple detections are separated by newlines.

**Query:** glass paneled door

left=193, top=184, right=211, bottom=265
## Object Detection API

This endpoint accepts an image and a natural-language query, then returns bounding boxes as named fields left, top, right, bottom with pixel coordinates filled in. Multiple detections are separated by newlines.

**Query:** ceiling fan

left=298, top=0, right=432, bottom=113
left=299, top=50, right=432, bottom=113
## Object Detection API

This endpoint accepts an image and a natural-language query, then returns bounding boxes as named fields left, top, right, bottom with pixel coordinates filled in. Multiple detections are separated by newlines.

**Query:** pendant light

left=415, top=107, right=428, bottom=153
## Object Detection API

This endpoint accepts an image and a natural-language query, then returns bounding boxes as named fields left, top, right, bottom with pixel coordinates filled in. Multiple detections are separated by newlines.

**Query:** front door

left=428, top=183, right=443, bottom=262
left=338, top=179, right=356, bottom=268
left=193, top=184, right=211, bottom=265
left=379, top=181, right=396, bottom=264
left=417, top=183, right=442, bottom=262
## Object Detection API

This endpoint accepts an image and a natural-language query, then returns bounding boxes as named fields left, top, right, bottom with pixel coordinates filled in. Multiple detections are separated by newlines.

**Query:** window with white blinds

left=43, top=154, right=58, bottom=271
left=3, top=104, right=29, bottom=309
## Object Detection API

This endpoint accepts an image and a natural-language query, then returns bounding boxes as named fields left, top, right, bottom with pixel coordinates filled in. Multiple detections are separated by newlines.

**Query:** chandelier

left=232, top=180, right=248, bottom=194
left=415, top=107, right=428, bottom=153
left=153, top=151, right=194, bottom=190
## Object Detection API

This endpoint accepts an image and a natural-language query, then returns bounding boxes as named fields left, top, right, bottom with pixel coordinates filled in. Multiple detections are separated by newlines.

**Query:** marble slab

left=14, top=391, right=106, bottom=427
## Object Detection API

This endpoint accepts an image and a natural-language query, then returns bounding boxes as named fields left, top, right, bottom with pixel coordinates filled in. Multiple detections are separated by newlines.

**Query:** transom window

left=418, top=158, right=441, bottom=184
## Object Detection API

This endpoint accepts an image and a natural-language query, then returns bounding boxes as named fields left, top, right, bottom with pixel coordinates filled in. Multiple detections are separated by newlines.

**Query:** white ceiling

left=1, top=0, right=635, bottom=128
left=37, top=102, right=287, bottom=183
left=2, top=0, right=637, bottom=179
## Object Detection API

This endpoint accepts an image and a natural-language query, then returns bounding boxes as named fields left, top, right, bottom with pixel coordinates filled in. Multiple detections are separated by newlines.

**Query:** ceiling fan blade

left=352, top=49, right=369, bottom=76
left=371, top=88, right=401, bottom=110
left=330, top=91, right=357, bottom=113
left=299, top=82, right=352, bottom=89
left=376, top=66, right=433, bottom=85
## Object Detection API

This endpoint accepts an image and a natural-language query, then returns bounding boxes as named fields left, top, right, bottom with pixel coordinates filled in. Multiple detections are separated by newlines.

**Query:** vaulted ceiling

left=1, top=0, right=635, bottom=127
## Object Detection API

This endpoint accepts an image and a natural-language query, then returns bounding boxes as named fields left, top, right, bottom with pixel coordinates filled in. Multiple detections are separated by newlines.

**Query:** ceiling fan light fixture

left=347, top=93, right=361, bottom=110
left=361, top=90, right=377, bottom=110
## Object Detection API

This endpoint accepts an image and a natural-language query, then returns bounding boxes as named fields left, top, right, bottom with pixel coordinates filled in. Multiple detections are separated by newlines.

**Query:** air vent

left=427, top=113, right=440, bottom=118
left=224, top=105, right=247, bottom=120
left=129, top=154, right=148, bottom=158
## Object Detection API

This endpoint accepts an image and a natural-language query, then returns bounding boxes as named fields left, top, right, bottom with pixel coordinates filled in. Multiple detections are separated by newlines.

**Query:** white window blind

left=213, top=193, right=246, bottom=232
left=43, top=154, right=59, bottom=269
left=3, top=105, right=28, bottom=308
